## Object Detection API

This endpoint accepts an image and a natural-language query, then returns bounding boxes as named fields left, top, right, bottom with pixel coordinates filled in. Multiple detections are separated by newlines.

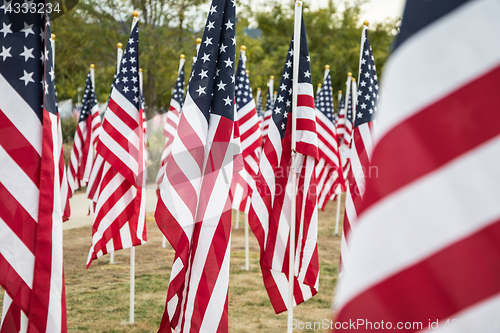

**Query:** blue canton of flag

left=355, top=28, right=379, bottom=127
left=189, top=0, right=235, bottom=121
left=114, top=25, right=141, bottom=108
left=317, top=72, right=335, bottom=122
left=172, top=61, right=185, bottom=109
left=346, top=82, right=353, bottom=126
left=273, top=17, right=313, bottom=138
left=0, top=2, right=46, bottom=119
left=235, top=53, right=252, bottom=109
left=79, top=72, right=98, bottom=123
left=256, top=88, right=263, bottom=116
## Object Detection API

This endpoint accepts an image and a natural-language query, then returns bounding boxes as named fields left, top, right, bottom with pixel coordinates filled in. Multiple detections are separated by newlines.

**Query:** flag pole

left=351, top=78, right=357, bottom=124
left=245, top=202, right=250, bottom=271
left=109, top=41, right=123, bottom=265
left=194, top=37, right=202, bottom=63
left=90, top=64, right=95, bottom=89
left=268, top=76, right=274, bottom=101
left=129, top=11, right=140, bottom=325
left=288, top=1, right=302, bottom=331
left=51, top=34, right=55, bottom=67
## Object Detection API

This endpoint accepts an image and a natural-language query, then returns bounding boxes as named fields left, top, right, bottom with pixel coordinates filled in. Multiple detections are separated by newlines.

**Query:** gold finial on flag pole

left=117, top=43, right=123, bottom=49
left=133, top=11, right=139, bottom=18
left=325, top=65, right=330, bottom=69
left=196, top=38, right=202, bottom=45
left=180, top=54, right=185, bottom=59
left=364, top=20, right=369, bottom=26
left=90, top=64, right=95, bottom=69
left=241, top=45, right=246, bottom=51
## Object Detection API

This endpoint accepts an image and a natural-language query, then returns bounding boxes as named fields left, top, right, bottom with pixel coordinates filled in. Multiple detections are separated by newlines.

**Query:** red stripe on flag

left=0, top=255, right=32, bottom=314
left=0, top=110, right=41, bottom=185
left=336, top=216, right=500, bottom=332
left=27, top=110, right=56, bottom=332
left=108, top=98, right=141, bottom=131
left=0, top=183, right=36, bottom=253
left=362, top=66, right=500, bottom=213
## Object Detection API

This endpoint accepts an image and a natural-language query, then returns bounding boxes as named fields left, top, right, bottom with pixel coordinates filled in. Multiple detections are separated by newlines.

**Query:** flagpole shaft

left=162, top=236, right=167, bottom=248
left=51, top=34, right=55, bottom=67
left=245, top=212, right=249, bottom=270
left=90, top=66, right=95, bottom=90
left=288, top=2, right=302, bottom=332
left=117, top=47, right=123, bottom=73
left=335, top=194, right=341, bottom=235
left=130, top=246, right=135, bottom=324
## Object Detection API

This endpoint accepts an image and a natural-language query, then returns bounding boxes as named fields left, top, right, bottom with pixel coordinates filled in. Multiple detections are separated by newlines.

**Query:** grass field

left=0, top=197, right=343, bottom=332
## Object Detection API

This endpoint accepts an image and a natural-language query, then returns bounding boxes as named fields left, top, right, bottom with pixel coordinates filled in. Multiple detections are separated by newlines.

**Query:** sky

left=312, top=0, right=405, bottom=23
left=190, top=0, right=406, bottom=32
left=248, top=0, right=406, bottom=24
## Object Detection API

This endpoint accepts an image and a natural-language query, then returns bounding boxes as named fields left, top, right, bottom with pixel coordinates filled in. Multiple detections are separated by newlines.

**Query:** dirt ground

left=0, top=197, right=343, bottom=332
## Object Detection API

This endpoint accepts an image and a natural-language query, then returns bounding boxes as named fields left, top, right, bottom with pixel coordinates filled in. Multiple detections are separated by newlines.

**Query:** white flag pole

left=194, top=37, right=202, bottom=63
left=109, top=41, right=123, bottom=265
left=129, top=11, right=140, bottom=325
left=288, top=1, right=302, bottom=332
left=90, top=64, right=95, bottom=89
left=51, top=34, right=55, bottom=67
left=268, top=76, right=274, bottom=101
left=351, top=78, right=357, bottom=124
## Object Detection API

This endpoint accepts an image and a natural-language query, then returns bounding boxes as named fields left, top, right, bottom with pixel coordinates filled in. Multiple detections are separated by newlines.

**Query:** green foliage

left=52, top=0, right=398, bottom=120
left=61, top=115, right=77, bottom=144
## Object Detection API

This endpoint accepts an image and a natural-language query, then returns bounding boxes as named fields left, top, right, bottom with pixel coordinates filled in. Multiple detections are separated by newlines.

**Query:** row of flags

left=3, top=0, right=499, bottom=331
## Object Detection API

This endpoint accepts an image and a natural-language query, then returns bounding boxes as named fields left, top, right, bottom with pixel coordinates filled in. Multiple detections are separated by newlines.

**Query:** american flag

left=339, top=23, right=378, bottom=277
left=335, top=0, right=500, bottom=329
left=155, top=0, right=237, bottom=330
left=156, top=55, right=185, bottom=185
left=86, top=16, right=147, bottom=267
left=0, top=5, right=67, bottom=331
left=67, top=69, right=101, bottom=194
left=231, top=49, right=262, bottom=213
left=248, top=16, right=319, bottom=314
left=260, top=76, right=274, bottom=145
left=315, top=68, right=345, bottom=210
